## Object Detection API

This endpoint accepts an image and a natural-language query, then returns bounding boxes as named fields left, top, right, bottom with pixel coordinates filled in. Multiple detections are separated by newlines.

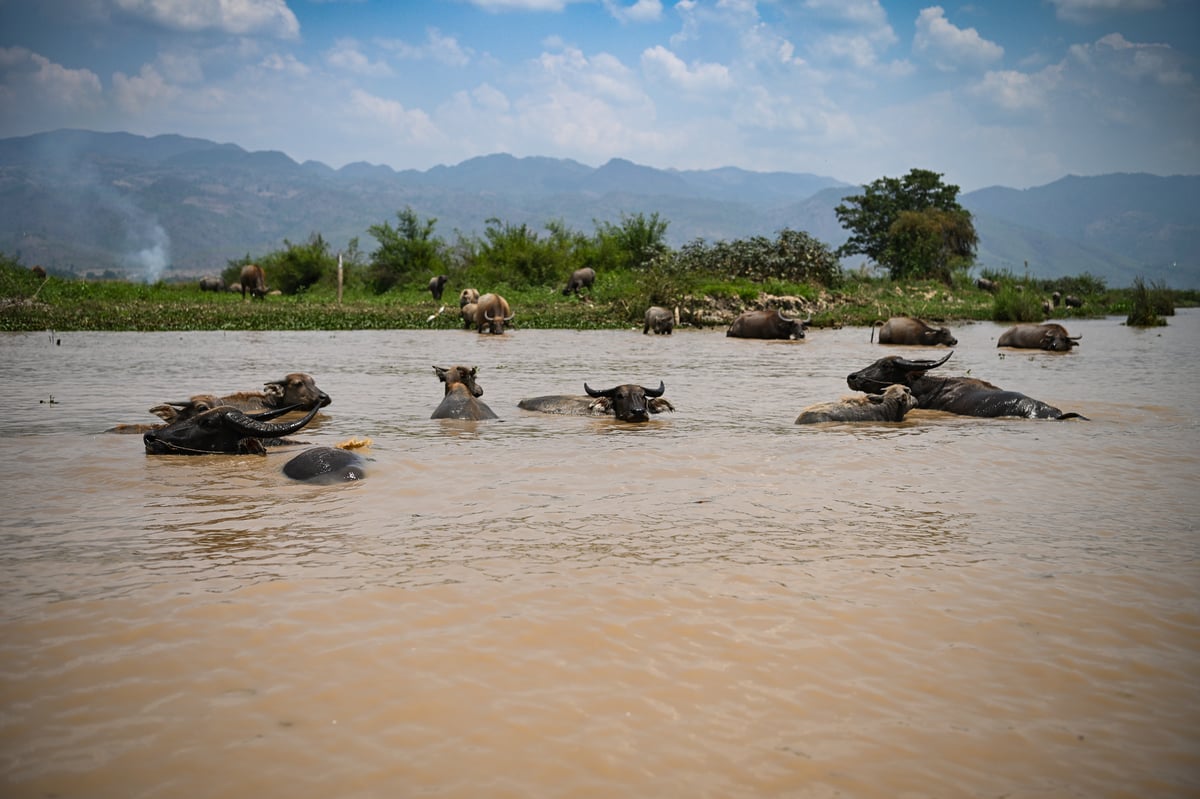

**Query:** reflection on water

left=1, top=313, right=1198, bottom=798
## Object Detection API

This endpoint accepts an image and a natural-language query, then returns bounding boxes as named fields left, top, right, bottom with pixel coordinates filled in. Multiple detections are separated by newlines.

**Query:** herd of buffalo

left=111, top=303, right=1086, bottom=483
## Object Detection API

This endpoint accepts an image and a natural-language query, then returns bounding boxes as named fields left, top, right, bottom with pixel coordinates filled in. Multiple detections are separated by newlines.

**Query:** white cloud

left=803, top=0, right=890, bottom=28
left=0, top=47, right=104, bottom=110
left=641, top=45, right=733, bottom=91
left=969, top=68, right=1058, bottom=114
left=1049, top=0, right=1163, bottom=24
left=346, top=89, right=439, bottom=142
left=605, top=0, right=663, bottom=24
left=1070, top=32, right=1192, bottom=86
left=324, top=39, right=394, bottom=77
left=259, top=53, right=310, bottom=77
left=380, top=29, right=472, bottom=67
left=112, top=0, right=300, bottom=39
left=113, top=64, right=181, bottom=113
left=914, top=6, right=1004, bottom=72
left=463, top=0, right=579, bottom=10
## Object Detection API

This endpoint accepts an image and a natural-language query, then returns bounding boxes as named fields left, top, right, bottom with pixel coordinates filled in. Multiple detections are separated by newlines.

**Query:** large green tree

left=835, top=168, right=977, bottom=281
left=367, top=207, right=445, bottom=293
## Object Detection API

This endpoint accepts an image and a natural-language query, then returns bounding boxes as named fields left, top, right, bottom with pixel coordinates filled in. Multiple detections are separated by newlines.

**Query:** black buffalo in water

left=518, top=381, right=674, bottom=423
left=283, top=446, right=367, bottom=483
left=727, top=309, right=810, bottom=340
left=872, top=317, right=956, bottom=346
left=846, top=352, right=1087, bottom=420
left=643, top=306, right=674, bottom=335
left=431, top=365, right=498, bottom=420
left=997, top=323, right=1080, bottom=351
left=795, top=384, right=918, bottom=424
left=562, top=267, right=595, bottom=297
left=143, top=403, right=324, bottom=455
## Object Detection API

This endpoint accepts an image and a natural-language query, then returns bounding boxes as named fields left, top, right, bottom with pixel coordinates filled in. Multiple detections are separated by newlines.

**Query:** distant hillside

left=0, top=129, right=1195, bottom=288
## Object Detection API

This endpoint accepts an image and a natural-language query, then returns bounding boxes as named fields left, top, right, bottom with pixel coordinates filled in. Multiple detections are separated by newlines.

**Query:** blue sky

left=1, top=0, right=1196, bottom=191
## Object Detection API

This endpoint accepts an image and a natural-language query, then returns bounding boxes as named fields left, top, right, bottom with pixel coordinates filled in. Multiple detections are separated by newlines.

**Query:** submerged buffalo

left=431, top=365, right=498, bottom=420
left=846, top=352, right=1087, bottom=420
left=643, top=306, right=674, bottom=335
left=282, top=446, right=367, bottom=484
left=562, top=267, right=596, bottom=297
left=872, top=317, right=956, bottom=346
left=795, top=384, right=919, bottom=424
left=474, top=293, right=514, bottom=334
left=143, top=403, right=323, bottom=455
left=727, top=309, right=810, bottom=340
left=518, top=381, right=674, bottom=423
left=997, top=323, right=1081, bottom=351
left=108, top=372, right=331, bottom=434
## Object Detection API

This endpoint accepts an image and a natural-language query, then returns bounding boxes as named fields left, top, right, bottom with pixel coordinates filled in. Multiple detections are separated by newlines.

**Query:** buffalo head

left=583, top=381, right=671, bottom=423
left=263, top=373, right=332, bottom=409
left=143, top=403, right=322, bottom=455
left=846, top=352, right=953, bottom=394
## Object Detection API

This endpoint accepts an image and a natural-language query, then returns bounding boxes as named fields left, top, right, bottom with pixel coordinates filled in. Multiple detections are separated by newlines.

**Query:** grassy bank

left=1, top=263, right=1193, bottom=333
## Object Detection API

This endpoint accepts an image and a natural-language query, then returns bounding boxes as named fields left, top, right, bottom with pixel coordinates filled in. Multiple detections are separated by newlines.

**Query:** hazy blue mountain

left=0, top=129, right=1195, bottom=288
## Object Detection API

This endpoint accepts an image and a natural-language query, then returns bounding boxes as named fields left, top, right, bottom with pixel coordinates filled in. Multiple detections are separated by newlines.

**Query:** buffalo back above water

left=727, top=309, right=809, bottom=339
left=997, top=323, right=1080, bottom=351
left=875, top=317, right=957, bottom=346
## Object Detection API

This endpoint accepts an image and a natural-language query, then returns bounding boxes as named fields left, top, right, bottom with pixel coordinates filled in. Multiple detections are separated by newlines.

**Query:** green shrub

left=992, top=282, right=1045, bottom=322
left=1126, top=276, right=1170, bottom=327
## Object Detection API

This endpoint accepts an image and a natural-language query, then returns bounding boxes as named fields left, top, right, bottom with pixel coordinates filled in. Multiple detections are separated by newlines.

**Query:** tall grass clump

left=991, top=282, right=1045, bottom=322
left=1126, top=276, right=1170, bottom=327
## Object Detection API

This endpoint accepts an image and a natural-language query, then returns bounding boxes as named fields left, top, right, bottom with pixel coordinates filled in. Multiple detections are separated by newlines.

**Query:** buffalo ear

left=263, top=381, right=285, bottom=401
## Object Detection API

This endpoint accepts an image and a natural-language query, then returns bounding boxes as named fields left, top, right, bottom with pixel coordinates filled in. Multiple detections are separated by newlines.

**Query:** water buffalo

left=150, top=372, right=331, bottom=424
left=976, top=277, right=998, bottom=293
left=795, top=384, right=918, bottom=424
left=431, top=365, right=498, bottom=420
left=460, top=302, right=478, bottom=329
left=643, top=306, right=674, bottom=335
left=459, top=287, right=480, bottom=307
left=228, top=282, right=242, bottom=294
left=474, top=293, right=514, bottom=334
left=518, top=382, right=674, bottom=423
left=997, top=323, right=1081, bottom=351
left=1064, top=295, right=1083, bottom=308
left=282, top=446, right=367, bottom=483
left=727, top=309, right=809, bottom=340
left=872, top=317, right=957, bottom=346
left=846, top=352, right=1087, bottom=420
left=240, top=264, right=267, bottom=300
left=428, top=274, right=448, bottom=301
left=199, top=276, right=226, bottom=292
left=143, top=402, right=323, bottom=455
left=31, top=264, right=47, bottom=279
left=563, top=267, right=595, bottom=297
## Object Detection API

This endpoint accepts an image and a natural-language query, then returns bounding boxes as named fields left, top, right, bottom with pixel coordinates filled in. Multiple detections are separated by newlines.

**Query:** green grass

left=1, top=262, right=1192, bottom=332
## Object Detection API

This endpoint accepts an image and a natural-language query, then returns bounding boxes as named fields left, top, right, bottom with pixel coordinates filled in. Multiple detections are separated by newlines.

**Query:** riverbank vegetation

left=2, top=167, right=1194, bottom=332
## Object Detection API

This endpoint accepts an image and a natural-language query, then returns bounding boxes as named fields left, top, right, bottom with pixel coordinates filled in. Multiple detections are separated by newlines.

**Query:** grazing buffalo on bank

left=727, top=309, right=810, bottom=340
left=283, top=446, right=367, bottom=483
left=562, top=267, right=596, bottom=297
left=795, top=384, right=918, bottom=424
left=1064, top=295, right=1083, bottom=308
left=143, top=403, right=323, bottom=455
left=199, top=276, right=226, bottom=292
left=459, top=287, right=480, bottom=307
left=997, top=323, right=1081, bottom=351
left=518, top=381, right=674, bottom=423
left=431, top=365, right=498, bottom=420
left=872, top=317, right=957, bottom=346
left=31, top=264, right=47, bottom=279
left=976, top=277, right=998, bottom=293
left=474, top=293, right=514, bottom=334
left=846, top=352, right=1087, bottom=420
left=643, top=306, right=674, bottom=335
left=239, top=264, right=267, bottom=300
left=428, top=275, right=448, bottom=301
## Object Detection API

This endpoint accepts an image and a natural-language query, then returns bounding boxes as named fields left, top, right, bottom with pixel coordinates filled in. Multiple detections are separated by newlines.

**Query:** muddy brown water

left=1, top=313, right=1197, bottom=798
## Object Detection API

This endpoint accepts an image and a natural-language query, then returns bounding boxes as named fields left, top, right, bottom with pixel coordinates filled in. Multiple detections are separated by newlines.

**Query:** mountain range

left=1, top=129, right=1196, bottom=288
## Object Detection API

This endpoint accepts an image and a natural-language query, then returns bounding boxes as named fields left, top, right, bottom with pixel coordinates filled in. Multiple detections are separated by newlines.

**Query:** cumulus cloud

left=0, top=47, right=103, bottom=111
left=463, top=0, right=578, bottom=10
left=914, top=6, right=1004, bottom=72
left=969, top=68, right=1060, bottom=114
left=1049, top=0, right=1163, bottom=24
left=112, top=0, right=300, bottom=38
left=1070, top=32, right=1192, bottom=85
left=609, top=0, right=662, bottom=23
left=380, top=28, right=472, bottom=67
left=325, top=38, right=394, bottom=77
left=113, top=64, right=182, bottom=113
left=346, top=89, right=439, bottom=142
left=641, top=45, right=733, bottom=91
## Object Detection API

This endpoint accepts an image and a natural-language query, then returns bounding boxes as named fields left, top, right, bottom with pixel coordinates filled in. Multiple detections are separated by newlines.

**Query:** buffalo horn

left=221, top=403, right=323, bottom=437
left=643, top=381, right=665, bottom=397
left=895, top=351, right=953, bottom=371
left=584, top=382, right=614, bottom=398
